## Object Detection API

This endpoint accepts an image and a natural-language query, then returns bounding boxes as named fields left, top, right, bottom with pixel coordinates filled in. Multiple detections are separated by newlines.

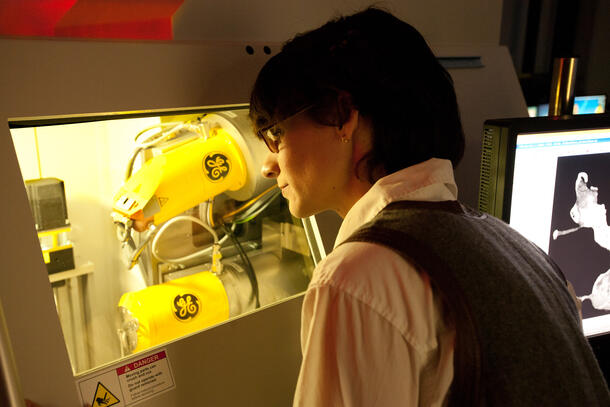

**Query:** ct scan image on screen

left=548, top=152, right=610, bottom=323
left=509, top=125, right=610, bottom=336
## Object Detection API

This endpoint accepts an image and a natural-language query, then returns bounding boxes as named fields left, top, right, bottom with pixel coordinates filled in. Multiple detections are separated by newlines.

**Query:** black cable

left=222, top=223, right=260, bottom=308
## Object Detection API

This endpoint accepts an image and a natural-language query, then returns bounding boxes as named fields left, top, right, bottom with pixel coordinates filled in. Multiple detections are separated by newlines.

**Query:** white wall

left=173, top=0, right=503, bottom=45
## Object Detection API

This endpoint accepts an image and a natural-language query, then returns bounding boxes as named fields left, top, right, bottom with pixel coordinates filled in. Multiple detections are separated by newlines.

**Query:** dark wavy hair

left=249, top=7, right=465, bottom=183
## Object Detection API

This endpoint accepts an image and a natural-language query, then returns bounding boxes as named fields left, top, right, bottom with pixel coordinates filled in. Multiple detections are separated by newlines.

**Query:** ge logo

left=173, top=294, right=200, bottom=321
left=203, top=153, right=230, bottom=182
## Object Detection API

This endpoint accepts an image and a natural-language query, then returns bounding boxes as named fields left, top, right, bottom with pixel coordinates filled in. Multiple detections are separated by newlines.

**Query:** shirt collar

left=334, top=158, right=458, bottom=248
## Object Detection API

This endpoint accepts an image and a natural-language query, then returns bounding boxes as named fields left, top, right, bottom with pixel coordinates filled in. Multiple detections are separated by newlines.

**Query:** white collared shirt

left=294, top=158, right=457, bottom=407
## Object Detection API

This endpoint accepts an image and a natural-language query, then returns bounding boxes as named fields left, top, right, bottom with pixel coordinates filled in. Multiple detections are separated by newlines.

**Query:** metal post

left=548, top=57, right=578, bottom=116
left=0, top=300, right=26, bottom=407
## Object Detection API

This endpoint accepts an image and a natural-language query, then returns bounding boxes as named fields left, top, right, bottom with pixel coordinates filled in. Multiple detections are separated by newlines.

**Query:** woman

left=249, top=7, right=609, bottom=406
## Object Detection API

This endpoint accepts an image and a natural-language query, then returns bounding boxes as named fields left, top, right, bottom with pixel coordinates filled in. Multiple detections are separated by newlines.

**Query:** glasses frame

left=257, top=105, right=313, bottom=153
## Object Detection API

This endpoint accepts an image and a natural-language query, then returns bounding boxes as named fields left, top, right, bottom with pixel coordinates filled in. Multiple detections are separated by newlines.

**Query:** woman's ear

left=335, top=91, right=354, bottom=132
left=337, top=109, right=360, bottom=141
left=337, top=108, right=359, bottom=141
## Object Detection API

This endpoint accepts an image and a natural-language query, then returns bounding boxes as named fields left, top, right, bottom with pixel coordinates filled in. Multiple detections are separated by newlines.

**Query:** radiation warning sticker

left=77, top=349, right=175, bottom=406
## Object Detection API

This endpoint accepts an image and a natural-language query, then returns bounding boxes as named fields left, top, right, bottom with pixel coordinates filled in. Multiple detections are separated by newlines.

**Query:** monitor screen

left=479, top=114, right=610, bottom=337
left=529, top=95, right=607, bottom=117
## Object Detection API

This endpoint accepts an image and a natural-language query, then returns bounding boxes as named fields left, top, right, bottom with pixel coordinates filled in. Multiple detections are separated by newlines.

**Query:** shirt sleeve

left=293, top=283, right=422, bottom=407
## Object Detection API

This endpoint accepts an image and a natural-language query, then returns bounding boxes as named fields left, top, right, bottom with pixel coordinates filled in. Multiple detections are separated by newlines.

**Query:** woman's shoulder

left=312, top=241, right=408, bottom=286
left=309, top=240, right=445, bottom=350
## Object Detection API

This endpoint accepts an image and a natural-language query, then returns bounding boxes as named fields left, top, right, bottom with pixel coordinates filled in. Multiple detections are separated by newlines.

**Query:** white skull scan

left=553, top=172, right=610, bottom=312
left=580, top=269, right=610, bottom=311
left=553, top=172, right=609, bottom=250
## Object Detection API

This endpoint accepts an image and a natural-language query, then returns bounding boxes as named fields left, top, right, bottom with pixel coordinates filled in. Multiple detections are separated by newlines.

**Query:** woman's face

left=260, top=112, right=352, bottom=218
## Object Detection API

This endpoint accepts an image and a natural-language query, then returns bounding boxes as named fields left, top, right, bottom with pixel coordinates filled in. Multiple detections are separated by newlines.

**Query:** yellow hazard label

left=91, top=382, right=120, bottom=407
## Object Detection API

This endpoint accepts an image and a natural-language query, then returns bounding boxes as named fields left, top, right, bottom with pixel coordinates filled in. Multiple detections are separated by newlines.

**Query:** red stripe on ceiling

left=0, top=0, right=184, bottom=40
left=55, top=0, right=184, bottom=40
left=0, top=0, right=78, bottom=37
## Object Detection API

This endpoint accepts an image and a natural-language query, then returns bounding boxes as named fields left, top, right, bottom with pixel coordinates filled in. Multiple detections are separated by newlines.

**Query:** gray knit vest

left=344, top=200, right=610, bottom=406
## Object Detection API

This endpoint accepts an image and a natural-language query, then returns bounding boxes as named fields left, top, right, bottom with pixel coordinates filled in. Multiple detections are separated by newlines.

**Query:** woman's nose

left=261, top=152, right=280, bottom=179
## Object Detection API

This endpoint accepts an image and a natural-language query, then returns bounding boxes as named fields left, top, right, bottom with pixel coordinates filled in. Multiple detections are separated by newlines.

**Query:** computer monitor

left=478, top=114, right=610, bottom=338
left=528, top=95, right=607, bottom=117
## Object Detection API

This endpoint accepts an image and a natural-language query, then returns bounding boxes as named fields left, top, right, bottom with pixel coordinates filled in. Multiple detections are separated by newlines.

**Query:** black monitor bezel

left=484, top=113, right=610, bottom=223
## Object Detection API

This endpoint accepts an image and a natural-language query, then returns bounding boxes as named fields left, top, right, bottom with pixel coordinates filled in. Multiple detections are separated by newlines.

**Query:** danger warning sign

left=77, top=349, right=175, bottom=406
left=117, top=351, right=174, bottom=404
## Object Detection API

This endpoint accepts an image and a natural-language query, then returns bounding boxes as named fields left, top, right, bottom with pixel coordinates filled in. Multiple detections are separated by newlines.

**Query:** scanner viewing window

left=9, top=106, right=322, bottom=374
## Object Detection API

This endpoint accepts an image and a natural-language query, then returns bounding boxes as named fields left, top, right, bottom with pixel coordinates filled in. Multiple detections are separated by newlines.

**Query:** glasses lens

left=258, top=105, right=313, bottom=153
left=261, top=126, right=282, bottom=153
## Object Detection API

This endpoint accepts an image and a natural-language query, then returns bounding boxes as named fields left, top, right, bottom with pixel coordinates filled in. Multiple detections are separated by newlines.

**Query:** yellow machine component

left=118, top=270, right=230, bottom=353
left=113, top=128, right=248, bottom=226
left=37, top=227, right=75, bottom=273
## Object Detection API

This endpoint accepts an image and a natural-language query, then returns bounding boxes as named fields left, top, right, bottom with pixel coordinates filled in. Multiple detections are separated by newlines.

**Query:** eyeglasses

left=257, top=105, right=313, bottom=153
